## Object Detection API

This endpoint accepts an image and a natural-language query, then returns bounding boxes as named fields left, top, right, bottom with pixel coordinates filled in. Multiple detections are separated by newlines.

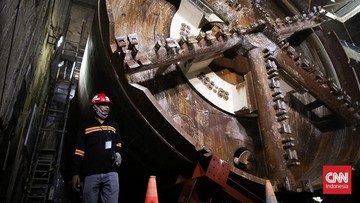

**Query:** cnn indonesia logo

left=323, top=165, right=352, bottom=194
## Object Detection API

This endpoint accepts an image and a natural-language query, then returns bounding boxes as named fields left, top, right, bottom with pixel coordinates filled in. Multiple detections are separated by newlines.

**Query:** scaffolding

left=23, top=40, right=83, bottom=203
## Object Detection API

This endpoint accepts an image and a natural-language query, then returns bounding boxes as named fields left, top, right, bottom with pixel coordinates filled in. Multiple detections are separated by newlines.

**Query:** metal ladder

left=24, top=61, right=80, bottom=202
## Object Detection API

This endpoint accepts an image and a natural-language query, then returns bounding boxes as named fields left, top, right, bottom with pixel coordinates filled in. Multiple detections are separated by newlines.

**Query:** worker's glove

left=112, top=152, right=122, bottom=167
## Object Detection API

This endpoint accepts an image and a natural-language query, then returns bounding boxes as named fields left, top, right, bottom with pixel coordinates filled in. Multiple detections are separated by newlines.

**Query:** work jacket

left=72, top=118, right=122, bottom=178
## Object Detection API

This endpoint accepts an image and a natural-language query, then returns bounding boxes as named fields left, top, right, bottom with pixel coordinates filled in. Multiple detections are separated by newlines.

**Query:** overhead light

left=58, top=61, right=64, bottom=67
left=56, top=35, right=64, bottom=48
left=47, top=34, right=64, bottom=50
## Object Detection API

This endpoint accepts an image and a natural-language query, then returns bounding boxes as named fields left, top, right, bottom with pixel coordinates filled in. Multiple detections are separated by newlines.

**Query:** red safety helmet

left=90, top=93, right=113, bottom=105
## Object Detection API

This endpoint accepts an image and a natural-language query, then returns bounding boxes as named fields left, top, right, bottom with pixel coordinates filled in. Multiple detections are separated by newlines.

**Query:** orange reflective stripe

left=85, top=126, right=102, bottom=134
left=74, top=152, right=84, bottom=157
left=85, top=126, right=116, bottom=134
left=74, top=149, right=85, bottom=157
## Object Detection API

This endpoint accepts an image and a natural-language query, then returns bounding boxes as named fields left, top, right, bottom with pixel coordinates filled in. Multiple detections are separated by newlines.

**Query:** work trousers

left=82, top=172, right=119, bottom=203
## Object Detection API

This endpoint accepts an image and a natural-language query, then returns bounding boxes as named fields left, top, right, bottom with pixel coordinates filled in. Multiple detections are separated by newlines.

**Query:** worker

left=70, top=93, right=122, bottom=203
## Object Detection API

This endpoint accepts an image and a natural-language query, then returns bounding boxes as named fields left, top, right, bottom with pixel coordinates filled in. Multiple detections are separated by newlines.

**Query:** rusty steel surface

left=274, top=45, right=360, bottom=124
left=248, top=44, right=297, bottom=190
left=76, top=0, right=360, bottom=200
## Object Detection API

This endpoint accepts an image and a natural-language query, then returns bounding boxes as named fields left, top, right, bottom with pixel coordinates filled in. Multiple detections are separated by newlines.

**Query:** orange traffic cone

left=265, top=180, right=278, bottom=203
left=145, top=176, right=159, bottom=203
